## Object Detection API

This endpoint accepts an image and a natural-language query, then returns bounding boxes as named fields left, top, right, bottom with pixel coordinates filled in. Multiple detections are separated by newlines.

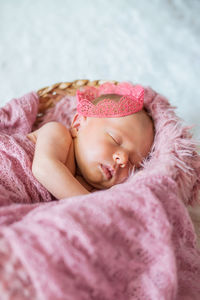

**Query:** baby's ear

left=70, top=113, right=86, bottom=137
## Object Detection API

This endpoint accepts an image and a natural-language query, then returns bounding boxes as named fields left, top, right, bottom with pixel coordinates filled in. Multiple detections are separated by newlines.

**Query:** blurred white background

left=0, top=0, right=199, bottom=138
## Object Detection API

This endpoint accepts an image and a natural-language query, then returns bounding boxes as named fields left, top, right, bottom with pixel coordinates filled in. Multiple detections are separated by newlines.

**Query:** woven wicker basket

left=36, top=79, right=119, bottom=127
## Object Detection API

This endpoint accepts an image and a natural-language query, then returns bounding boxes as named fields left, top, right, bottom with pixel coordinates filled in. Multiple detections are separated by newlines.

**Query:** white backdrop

left=0, top=0, right=199, bottom=138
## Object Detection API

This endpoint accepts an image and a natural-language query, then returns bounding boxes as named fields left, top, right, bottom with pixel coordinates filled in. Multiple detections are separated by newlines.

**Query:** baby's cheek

left=98, top=146, right=112, bottom=161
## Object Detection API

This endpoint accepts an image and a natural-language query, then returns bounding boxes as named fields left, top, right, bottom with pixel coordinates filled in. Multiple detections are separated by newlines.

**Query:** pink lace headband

left=76, top=82, right=144, bottom=118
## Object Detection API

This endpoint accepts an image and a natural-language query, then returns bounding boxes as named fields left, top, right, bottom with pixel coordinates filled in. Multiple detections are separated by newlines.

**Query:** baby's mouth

left=100, top=164, right=114, bottom=180
left=100, top=164, right=132, bottom=184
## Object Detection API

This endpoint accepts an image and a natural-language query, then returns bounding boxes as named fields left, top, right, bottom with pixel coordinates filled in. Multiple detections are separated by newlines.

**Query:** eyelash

left=110, top=134, right=119, bottom=145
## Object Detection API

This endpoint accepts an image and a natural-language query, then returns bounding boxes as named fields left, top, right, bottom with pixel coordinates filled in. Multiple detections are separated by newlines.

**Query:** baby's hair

left=92, top=94, right=121, bottom=106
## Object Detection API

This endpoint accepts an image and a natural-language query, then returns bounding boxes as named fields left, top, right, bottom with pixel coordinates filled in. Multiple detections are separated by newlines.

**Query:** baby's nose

left=113, top=151, right=128, bottom=168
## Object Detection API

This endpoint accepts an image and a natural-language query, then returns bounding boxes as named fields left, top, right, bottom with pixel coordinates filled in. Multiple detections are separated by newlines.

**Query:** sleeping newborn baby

left=27, top=83, right=154, bottom=199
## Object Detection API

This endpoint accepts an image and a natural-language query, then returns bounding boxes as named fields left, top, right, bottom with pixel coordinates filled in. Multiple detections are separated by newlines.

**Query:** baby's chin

left=86, top=180, right=111, bottom=190
left=79, top=164, right=129, bottom=190
left=85, top=175, right=128, bottom=190
left=83, top=176, right=113, bottom=190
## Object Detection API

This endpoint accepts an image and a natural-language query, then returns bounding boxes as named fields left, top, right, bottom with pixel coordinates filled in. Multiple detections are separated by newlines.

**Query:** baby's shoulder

left=40, top=121, right=69, bottom=132
left=39, top=121, right=71, bottom=138
left=28, top=122, right=72, bottom=144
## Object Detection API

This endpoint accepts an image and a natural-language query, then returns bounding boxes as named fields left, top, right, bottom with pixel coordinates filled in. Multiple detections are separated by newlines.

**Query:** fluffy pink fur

left=0, top=84, right=199, bottom=299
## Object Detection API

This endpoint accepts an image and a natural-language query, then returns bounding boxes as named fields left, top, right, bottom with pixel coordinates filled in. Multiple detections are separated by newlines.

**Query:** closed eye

left=109, top=134, right=120, bottom=145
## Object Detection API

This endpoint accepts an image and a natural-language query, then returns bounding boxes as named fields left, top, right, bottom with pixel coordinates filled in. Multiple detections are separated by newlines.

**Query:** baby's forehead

left=105, top=109, right=153, bottom=132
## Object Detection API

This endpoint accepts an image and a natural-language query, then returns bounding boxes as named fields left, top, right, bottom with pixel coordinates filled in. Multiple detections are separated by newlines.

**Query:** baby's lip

left=100, top=164, right=115, bottom=180
left=100, top=163, right=133, bottom=184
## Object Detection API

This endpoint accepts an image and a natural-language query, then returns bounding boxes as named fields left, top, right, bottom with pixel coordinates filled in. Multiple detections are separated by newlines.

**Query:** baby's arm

left=31, top=122, right=90, bottom=199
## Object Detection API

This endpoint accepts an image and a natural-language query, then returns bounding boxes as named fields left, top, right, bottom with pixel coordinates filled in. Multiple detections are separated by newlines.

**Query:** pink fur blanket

left=0, top=85, right=200, bottom=299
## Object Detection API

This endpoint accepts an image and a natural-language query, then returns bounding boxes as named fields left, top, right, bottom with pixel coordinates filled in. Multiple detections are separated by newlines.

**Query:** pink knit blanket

left=0, top=86, right=200, bottom=300
left=0, top=93, right=54, bottom=206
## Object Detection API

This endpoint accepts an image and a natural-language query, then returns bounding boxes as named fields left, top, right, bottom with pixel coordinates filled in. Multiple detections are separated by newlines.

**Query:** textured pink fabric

left=76, top=82, right=144, bottom=117
left=0, top=84, right=200, bottom=299
left=0, top=92, right=54, bottom=206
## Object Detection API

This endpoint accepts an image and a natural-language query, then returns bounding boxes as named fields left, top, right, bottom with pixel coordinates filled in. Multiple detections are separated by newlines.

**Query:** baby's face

left=71, top=110, right=154, bottom=190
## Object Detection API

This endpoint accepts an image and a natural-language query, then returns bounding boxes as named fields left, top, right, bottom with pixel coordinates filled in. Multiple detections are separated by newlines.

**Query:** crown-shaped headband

left=76, top=82, right=144, bottom=118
